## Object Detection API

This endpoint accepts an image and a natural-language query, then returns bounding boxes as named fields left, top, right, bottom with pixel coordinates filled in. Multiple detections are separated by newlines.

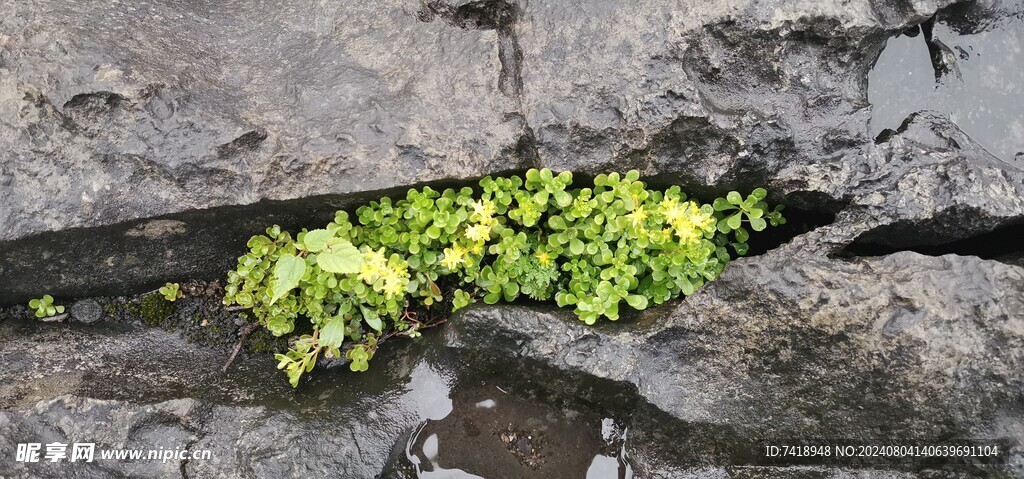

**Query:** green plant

left=159, top=282, right=183, bottom=301
left=224, top=169, right=785, bottom=386
left=28, top=295, right=64, bottom=318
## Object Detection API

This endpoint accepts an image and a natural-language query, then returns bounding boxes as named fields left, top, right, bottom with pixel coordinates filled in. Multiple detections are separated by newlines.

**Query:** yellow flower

left=380, top=266, right=408, bottom=297
left=535, top=250, right=552, bottom=266
left=468, top=241, right=484, bottom=255
left=465, top=223, right=491, bottom=242
left=358, top=248, right=388, bottom=283
left=675, top=225, right=703, bottom=247
left=441, top=246, right=466, bottom=270
left=660, top=197, right=685, bottom=225
left=661, top=200, right=715, bottom=247
left=470, top=199, right=496, bottom=220
left=626, top=204, right=648, bottom=230
left=357, top=263, right=377, bottom=283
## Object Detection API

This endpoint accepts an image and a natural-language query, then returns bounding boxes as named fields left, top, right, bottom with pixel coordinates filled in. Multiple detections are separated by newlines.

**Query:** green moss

left=246, top=330, right=282, bottom=353
left=139, top=293, right=176, bottom=327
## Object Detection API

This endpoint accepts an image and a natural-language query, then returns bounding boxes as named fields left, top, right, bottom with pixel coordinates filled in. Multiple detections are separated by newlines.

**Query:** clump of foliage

left=224, top=169, right=785, bottom=386
left=159, top=282, right=183, bottom=302
left=28, top=295, right=65, bottom=319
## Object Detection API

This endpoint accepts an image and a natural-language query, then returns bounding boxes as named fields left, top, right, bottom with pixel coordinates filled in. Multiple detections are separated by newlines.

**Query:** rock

left=0, top=317, right=462, bottom=478
left=838, top=112, right=1024, bottom=249
left=70, top=299, right=103, bottom=324
left=443, top=111, right=1024, bottom=474
left=452, top=238, right=1024, bottom=475
left=1, top=0, right=1023, bottom=476
left=4, top=0, right=1017, bottom=304
left=0, top=0, right=527, bottom=244
left=0, top=309, right=716, bottom=478
left=0, top=0, right=529, bottom=304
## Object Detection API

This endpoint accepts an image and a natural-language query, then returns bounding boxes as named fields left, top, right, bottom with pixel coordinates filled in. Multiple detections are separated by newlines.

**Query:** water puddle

left=403, top=380, right=633, bottom=479
left=868, top=9, right=1024, bottom=163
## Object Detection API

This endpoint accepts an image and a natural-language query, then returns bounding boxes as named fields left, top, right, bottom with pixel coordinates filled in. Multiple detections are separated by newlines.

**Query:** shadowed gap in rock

left=839, top=221, right=1024, bottom=266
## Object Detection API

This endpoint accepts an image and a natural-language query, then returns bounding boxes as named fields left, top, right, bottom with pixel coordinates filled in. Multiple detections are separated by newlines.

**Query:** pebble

left=70, top=299, right=104, bottom=324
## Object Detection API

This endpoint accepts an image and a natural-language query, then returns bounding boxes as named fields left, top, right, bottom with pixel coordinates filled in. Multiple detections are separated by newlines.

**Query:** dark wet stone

left=2, top=1, right=1024, bottom=478
left=869, top=1, right=1024, bottom=163
left=0, top=0, right=991, bottom=305
left=0, top=317, right=463, bottom=478
left=452, top=241, right=1024, bottom=476
left=70, top=299, right=103, bottom=324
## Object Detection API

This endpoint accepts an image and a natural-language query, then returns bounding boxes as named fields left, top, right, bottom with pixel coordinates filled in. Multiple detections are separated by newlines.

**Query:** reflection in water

left=869, top=15, right=1024, bottom=162
left=474, top=399, right=496, bottom=409
left=402, top=362, right=455, bottom=421
left=406, top=425, right=487, bottom=479
left=587, top=418, right=633, bottom=479
left=586, top=453, right=632, bottom=479
left=405, top=383, right=634, bottom=479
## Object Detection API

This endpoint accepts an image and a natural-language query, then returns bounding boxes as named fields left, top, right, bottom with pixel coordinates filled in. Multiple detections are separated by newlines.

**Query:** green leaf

left=726, top=213, right=742, bottom=230
left=319, top=316, right=346, bottom=348
left=717, top=217, right=733, bottom=234
left=28, top=299, right=40, bottom=308
left=548, top=215, right=567, bottom=230
left=317, top=239, right=362, bottom=274
left=569, top=238, right=585, bottom=255
left=554, top=190, right=572, bottom=208
left=678, top=276, right=696, bottom=295
left=732, top=242, right=750, bottom=256
left=275, top=354, right=292, bottom=369
left=270, top=254, right=307, bottom=304
left=734, top=226, right=750, bottom=243
left=625, top=294, right=648, bottom=310
left=726, top=191, right=742, bottom=205
left=361, top=306, right=383, bottom=332
left=503, top=282, right=520, bottom=299
left=713, top=198, right=735, bottom=211
left=302, top=229, right=334, bottom=252
left=749, top=217, right=767, bottom=232
left=55, top=305, right=65, bottom=314
left=751, top=188, right=768, bottom=201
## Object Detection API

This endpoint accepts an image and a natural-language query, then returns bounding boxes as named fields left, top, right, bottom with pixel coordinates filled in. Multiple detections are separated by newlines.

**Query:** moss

left=246, top=330, right=283, bottom=353
left=139, top=293, right=176, bottom=327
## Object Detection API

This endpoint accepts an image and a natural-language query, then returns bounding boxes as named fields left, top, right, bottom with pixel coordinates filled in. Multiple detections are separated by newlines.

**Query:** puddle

left=403, top=379, right=633, bottom=479
left=868, top=11, right=1024, bottom=163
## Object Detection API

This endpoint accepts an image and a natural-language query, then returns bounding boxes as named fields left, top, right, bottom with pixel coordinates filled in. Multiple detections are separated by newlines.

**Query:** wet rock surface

left=1, top=0, right=1024, bottom=478
left=453, top=246, right=1024, bottom=475
left=0, top=313, right=459, bottom=478
left=6, top=0, right=1023, bottom=302
left=869, top=0, right=1024, bottom=162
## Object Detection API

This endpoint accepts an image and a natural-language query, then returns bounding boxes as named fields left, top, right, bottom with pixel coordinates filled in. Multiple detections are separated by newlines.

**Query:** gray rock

left=452, top=244, right=1024, bottom=476
left=1, top=0, right=1023, bottom=476
left=0, top=318, right=461, bottom=478
left=5, top=0, right=1021, bottom=304
left=69, top=299, right=103, bottom=324
left=0, top=0, right=527, bottom=244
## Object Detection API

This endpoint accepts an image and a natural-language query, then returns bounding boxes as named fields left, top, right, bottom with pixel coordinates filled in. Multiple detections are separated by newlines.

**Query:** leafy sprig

left=224, top=169, right=784, bottom=386
left=159, top=282, right=183, bottom=302
left=28, top=295, right=64, bottom=319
